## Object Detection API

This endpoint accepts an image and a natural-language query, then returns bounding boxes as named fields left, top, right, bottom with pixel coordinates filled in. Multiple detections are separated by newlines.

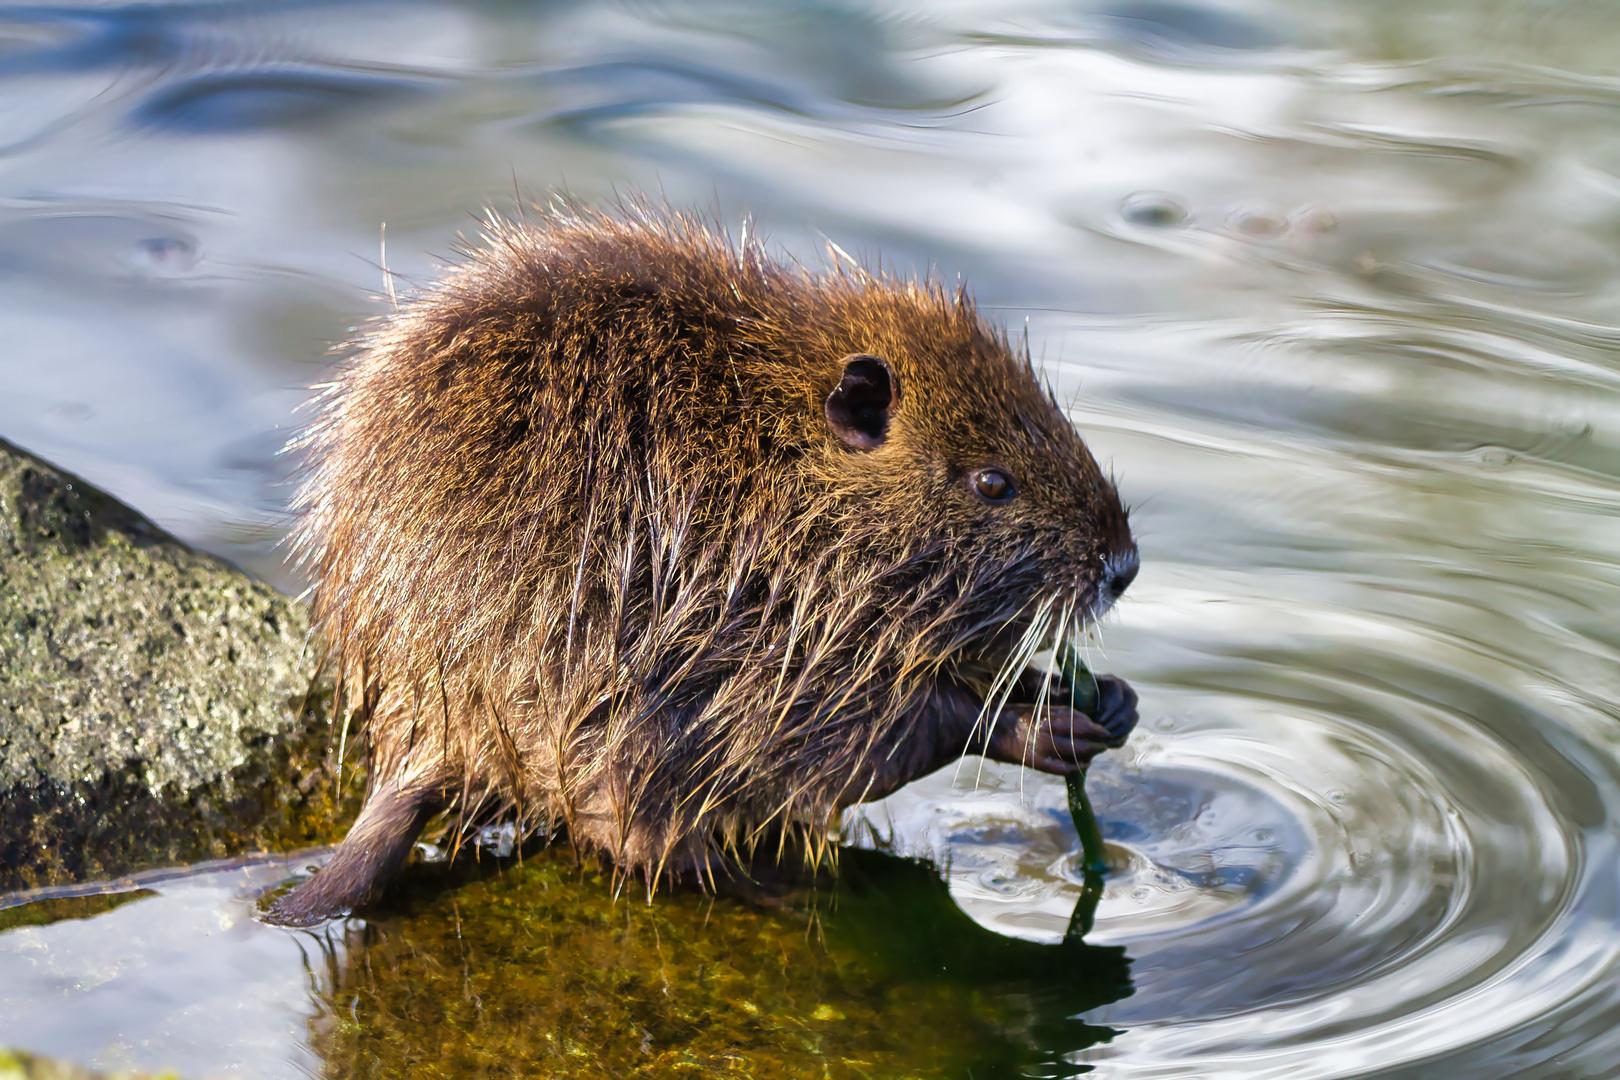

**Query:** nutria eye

left=971, top=468, right=1016, bottom=503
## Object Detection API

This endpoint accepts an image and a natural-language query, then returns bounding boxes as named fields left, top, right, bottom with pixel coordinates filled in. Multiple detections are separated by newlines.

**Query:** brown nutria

left=266, top=204, right=1139, bottom=926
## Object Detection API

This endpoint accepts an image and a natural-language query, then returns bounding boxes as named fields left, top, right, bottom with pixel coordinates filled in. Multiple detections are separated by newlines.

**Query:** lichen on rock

left=0, top=438, right=357, bottom=891
left=0, top=1046, right=171, bottom=1080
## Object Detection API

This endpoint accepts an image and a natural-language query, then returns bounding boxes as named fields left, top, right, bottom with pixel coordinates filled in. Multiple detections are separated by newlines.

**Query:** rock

left=0, top=437, right=356, bottom=892
left=0, top=1046, right=156, bottom=1080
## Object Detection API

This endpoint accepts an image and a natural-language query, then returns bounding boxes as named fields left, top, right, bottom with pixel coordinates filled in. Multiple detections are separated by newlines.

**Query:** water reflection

left=304, top=848, right=1131, bottom=1079
left=2, top=0, right=1620, bottom=1077
left=0, top=857, right=332, bottom=1079
left=134, top=69, right=431, bottom=133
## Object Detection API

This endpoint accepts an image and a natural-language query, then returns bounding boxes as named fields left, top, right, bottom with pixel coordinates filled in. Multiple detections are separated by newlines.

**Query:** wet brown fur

left=268, top=203, right=1133, bottom=923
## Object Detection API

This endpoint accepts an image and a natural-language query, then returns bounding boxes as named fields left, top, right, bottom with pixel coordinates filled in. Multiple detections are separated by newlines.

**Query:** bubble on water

left=1229, top=203, right=1289, bottom=238
left=1295, top=207, right=1339, bottom=234
left=127, top=235, right=196, bottom=276
left=1120, top=191, right=1190, bottom=228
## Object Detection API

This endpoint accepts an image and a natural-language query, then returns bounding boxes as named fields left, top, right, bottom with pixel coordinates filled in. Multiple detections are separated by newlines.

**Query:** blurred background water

left=4, top=0, right=1620, bottom=1076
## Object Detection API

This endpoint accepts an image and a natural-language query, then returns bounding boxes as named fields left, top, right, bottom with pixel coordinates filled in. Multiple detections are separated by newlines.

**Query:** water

left=3, top=0, right=1620, bottom=1076
left=0, top=856, right=330, bottom=1078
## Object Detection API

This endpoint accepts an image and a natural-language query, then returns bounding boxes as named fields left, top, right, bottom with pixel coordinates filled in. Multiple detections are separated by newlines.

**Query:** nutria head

left=268, top=203, right=1138, bottom=924
left=806, top=301, right=1137, bottom=667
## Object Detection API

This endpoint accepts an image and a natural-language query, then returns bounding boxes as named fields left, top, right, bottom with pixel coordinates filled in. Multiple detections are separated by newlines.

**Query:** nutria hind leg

left=264, top=780, right=442, bottom=926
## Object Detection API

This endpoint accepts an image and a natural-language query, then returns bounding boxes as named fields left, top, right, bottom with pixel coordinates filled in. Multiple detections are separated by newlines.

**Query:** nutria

left=266, top=204, right=1139, bottom=925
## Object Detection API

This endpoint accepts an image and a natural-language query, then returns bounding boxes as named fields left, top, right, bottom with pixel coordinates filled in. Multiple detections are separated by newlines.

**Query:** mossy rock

left=0, top=1047, right=172, bottom=1080
left=313, top=845, right=1131, bottom=1078
left=0, top=437, right=359, bottom=891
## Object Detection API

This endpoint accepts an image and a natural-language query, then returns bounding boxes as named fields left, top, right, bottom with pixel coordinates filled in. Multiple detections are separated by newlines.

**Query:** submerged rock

left=312, top=845, right=1131, bottom=1078
left=0, top=1047, right=159, bottom=1080
left=0, top=437, right=355, bottom=892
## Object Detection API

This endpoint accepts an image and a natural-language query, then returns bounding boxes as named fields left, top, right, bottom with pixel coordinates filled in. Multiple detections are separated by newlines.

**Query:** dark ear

left=825, top=354, right=898, bottom=450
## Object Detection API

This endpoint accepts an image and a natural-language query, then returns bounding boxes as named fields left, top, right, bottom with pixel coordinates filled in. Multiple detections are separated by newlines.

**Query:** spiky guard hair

left=291, top=202, right=1130, bottom=892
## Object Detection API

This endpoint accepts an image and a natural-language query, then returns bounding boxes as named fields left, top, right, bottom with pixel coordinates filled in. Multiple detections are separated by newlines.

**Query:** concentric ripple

left=848, top=332, right=1620, bottom=1076
left=849, top=604, right=1608, bottom=1077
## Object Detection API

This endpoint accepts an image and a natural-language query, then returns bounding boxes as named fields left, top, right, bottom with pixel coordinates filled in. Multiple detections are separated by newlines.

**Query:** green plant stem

left=1062, top=868, right=1106, bottom=946
left=1065, top=769, right=1109, bottom=878
left=1056, top=649, right=1109, bottom=878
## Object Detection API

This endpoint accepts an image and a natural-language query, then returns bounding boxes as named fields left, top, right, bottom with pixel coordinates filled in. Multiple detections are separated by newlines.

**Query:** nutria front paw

left=1091, top=675, right=1140, bottom=745
left=984, top=675, right=1139, bottom=775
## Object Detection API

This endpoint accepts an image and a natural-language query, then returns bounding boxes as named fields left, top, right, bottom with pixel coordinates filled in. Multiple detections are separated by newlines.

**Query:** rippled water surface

left=5, top=0, right=1620, bottom=1077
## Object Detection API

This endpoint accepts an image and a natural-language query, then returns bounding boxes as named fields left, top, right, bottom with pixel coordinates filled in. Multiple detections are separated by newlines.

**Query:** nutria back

left=269, top=205, right=1138, bottom=924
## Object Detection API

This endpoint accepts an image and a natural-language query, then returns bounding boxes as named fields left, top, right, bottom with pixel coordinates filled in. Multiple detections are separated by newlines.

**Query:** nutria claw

left=985, top=675, right=1139, bottom=775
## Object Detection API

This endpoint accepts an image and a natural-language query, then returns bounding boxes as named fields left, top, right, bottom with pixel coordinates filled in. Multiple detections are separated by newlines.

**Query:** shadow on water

left=302, top=846, right=1131, bottom=1079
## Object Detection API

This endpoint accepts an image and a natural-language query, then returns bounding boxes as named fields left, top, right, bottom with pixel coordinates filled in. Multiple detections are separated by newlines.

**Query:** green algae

left=0, top=1049, right=174, bottom=1080
left=0, top=438, right=360, bottom=891
left=0, top=888, right=158, bottom=933
left=309, top=845, right=1131, bottom=1079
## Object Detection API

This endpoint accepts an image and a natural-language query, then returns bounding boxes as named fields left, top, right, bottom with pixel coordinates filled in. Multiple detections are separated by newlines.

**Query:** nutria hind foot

left=264, top=780, right=442, bottom=927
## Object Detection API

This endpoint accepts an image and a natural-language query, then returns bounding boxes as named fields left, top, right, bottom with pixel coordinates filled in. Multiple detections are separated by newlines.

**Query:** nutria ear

left=825, top=354, right=897, bottom=450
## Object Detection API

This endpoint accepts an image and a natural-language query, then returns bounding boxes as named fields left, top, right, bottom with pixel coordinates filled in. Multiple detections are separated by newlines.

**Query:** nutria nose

left=1103, top=547, right=1139, bottom=600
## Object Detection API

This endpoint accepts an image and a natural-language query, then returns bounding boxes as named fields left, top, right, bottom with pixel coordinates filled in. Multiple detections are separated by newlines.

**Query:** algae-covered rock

left=0, top=437, right=356, bottom=891
left=312, top=846, right=1131, bottom=1078
left=0, top=1047, right=169, bottom=1080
